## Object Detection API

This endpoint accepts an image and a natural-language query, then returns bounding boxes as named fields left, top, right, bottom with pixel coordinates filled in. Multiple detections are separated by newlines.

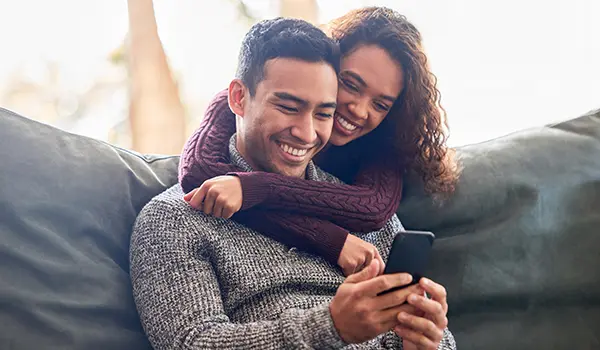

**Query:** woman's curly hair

left=326, top=7, right=460, bottom=195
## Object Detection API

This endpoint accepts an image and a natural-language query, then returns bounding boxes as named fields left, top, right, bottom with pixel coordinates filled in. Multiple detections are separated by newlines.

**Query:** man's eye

left=278, top=105, right=297, bottom=112
left=317, top=113, right=333, bottom=118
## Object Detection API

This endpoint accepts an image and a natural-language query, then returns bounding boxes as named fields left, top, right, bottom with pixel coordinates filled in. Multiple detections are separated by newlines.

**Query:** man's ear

left=228, top=79, right=247, bottom=117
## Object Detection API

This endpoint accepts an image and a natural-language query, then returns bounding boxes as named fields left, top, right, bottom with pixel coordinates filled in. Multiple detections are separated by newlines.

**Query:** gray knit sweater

left=130, top=137, right=456, bottom=349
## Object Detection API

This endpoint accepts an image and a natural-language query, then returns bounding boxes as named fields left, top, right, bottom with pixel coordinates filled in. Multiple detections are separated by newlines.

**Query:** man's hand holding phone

left=330, top=231, right=449, bottom=348
left=395, top=277, right=449, bottom=350
left=329, top=259, right=423, bottom=344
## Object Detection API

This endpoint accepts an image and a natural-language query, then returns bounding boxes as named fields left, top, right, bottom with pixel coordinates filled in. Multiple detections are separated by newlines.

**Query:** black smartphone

left=379, top=230, right=435, bottom=295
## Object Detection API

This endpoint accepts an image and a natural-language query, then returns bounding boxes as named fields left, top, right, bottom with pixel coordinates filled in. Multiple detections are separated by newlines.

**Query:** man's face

left=235, top=58, right=338, bottom=178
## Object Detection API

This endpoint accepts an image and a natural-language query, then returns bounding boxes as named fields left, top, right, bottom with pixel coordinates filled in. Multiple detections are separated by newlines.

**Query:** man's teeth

left=336, top=115, right=357, bottom=131
left=280, top=143, right=307, bottom=157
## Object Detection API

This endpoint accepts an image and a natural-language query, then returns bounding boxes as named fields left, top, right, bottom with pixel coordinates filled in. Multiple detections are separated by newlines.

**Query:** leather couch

left=1, top=106, right=598, bottom=349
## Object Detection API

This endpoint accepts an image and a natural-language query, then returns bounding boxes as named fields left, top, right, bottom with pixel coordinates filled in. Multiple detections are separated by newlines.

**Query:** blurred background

left=0, top=0, right=598, bottom=153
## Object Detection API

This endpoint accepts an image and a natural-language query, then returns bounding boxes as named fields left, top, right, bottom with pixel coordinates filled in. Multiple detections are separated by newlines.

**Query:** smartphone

left=379, top=230, right=435, bottom=294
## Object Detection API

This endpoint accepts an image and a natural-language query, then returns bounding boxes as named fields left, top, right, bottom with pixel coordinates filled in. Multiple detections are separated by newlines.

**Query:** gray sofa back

left=0, top=108, right=176, bottom=349
left=0, top=106, right=599, bottom=349
left=398, top=109, right=600, bottom=349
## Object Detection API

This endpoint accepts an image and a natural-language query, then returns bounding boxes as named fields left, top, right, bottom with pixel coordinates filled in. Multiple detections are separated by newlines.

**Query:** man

left=130, top=17, right=455, bottom=349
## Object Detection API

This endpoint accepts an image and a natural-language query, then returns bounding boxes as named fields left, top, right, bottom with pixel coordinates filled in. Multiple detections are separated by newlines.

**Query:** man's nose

left=289, top=113, right=317, bottom=145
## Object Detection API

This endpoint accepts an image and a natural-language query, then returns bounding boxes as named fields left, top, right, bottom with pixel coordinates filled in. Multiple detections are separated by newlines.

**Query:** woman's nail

left=409, top=294, right=419, bottom=303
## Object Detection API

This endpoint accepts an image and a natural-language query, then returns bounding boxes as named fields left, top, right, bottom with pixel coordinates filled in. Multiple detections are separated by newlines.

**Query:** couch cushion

left=398, top=108, right=600, bottom=349
left=0, top=108, right=178, bottom=350
left=3, top=105, right=600, bottom=350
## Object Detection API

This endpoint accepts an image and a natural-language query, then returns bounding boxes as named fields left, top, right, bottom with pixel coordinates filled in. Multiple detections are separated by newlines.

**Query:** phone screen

left=380, top=230, right=435, bottom=294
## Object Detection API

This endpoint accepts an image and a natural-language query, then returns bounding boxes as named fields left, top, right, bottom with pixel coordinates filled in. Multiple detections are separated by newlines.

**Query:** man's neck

left=234, top=134, right=264, bottom=175
left=228, top=135, right=255, bottom=173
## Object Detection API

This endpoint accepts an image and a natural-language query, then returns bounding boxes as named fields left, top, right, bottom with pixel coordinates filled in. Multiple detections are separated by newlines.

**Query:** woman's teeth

left=280, top=143, right=307, bottom=157
left=336, top=115, right=357, bottom=131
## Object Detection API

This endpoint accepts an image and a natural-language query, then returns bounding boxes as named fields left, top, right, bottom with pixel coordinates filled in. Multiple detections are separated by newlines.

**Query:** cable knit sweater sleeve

left=235, top=209, right=348, bottom=265
left=178, top=89, right=404, bottom=233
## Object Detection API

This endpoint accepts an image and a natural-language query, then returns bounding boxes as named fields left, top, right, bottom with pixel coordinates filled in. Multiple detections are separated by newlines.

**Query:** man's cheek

left=317, top=122, right=334, bottom=145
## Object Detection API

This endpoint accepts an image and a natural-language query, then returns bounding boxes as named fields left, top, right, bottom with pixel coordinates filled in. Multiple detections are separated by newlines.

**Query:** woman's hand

left=184, top=175, right=243, bottom=219
left=338, top=235, right=385, bottom=276
left=394, top=278, right=449, bottom=350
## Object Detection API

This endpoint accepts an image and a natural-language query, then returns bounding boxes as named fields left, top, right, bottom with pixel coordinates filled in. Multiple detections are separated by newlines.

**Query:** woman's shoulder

left=317, top=143, right=400, bottom=184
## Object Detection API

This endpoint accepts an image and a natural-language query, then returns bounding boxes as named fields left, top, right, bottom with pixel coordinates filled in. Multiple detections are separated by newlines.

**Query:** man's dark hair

left=236, top=17, right=340, bottom=96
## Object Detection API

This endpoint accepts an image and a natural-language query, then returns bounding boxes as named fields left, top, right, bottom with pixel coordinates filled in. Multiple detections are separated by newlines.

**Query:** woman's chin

left=328, top=134, right=348, bottom=146
left=329, top=131, right=358, bottom=146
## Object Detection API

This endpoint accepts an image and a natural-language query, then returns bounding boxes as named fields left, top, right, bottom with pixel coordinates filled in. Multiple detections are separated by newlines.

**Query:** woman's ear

left=228, top=79, right=247, bottom=117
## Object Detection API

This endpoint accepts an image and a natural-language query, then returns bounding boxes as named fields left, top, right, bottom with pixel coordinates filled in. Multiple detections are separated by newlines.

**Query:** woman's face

left=330, top=44, right=404, bottom=146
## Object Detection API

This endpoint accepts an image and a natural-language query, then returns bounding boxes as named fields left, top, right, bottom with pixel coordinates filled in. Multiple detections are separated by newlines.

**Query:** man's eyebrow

left=343, top=70, right=397, bottom=103
left=273, top=92, right=307, bottom=106
left=318, top=101, right=337, bottom=109
left=274, top=92, right=336, bottom=109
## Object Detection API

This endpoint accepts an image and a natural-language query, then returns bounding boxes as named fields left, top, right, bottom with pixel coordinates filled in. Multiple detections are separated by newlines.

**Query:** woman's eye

left=342, top=79, right=359, bottom=92
left=374, top=103, right=389, bottom=112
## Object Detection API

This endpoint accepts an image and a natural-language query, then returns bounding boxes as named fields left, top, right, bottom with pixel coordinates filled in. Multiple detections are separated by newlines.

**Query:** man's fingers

left=397, top=312, right=443, bottom=347
left=378, top=303, right=418, bottom=327
left=359, top=273, right=412, bottom=296
left=407, top=294, right=448, bottom=328
left=361, top=303, right=418, bottom=336
left=345, top=259, right=379, bottom=284
left=394, top=325, right=438, bottom=350
left=420, top=278, right=448, bottom=313
left=373, top=283, right=423, bottom=310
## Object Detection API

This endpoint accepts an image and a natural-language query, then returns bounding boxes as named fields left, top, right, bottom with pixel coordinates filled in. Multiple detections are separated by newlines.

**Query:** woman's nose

left=347, top=99, right=369, bottom=120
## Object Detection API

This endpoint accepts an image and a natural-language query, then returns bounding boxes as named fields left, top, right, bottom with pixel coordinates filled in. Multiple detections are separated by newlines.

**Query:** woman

left=180, top=7, right=458, bottom=276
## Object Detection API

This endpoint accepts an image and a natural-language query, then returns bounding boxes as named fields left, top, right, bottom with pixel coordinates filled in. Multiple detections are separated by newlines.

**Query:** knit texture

left=178, top=88, right=404, bottom=264
left=131, top=138, right=456, bottom=349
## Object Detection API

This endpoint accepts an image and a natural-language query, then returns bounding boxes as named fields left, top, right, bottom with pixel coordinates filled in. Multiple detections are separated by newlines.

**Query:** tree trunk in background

left=279, top=0, right=318, bottom=24
left=126, top=0, right=186, bottom=154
